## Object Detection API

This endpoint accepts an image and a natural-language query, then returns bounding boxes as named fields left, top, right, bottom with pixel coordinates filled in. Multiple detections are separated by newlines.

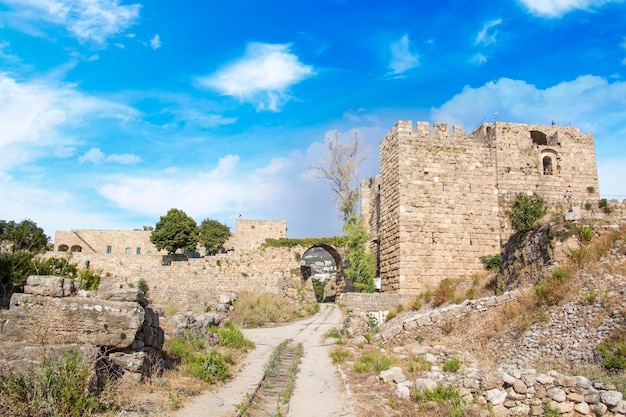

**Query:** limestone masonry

left=361, top=121, right=599, bottom=295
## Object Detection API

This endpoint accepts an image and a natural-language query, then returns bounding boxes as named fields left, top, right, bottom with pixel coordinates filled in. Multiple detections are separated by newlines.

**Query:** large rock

left=1, top=293, right=144, bottom=349
left=23, top=275, right=76, bottom=297
left=0, top=342, right=99, bottom=374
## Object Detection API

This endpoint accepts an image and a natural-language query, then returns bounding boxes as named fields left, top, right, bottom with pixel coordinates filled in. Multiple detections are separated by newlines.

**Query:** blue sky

left=1, top=0, right=625, bottom=240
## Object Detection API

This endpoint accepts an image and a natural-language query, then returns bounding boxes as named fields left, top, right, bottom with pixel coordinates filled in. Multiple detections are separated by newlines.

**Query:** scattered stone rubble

left=344, top=291, right=521, bottom=342
left=376, top=345, right=626, bottom=417
left=0, top=276, right=164, bottom=383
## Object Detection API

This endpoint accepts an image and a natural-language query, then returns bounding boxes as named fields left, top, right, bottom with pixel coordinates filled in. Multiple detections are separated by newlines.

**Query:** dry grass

left=229, top=292, right=314, bottom=327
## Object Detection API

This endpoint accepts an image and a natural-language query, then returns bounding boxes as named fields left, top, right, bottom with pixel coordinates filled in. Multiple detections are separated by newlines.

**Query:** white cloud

left=197, top=43, right=315, bottom=112
left=429, top=75, right=626, bottom=196
left=1, top=0, right=141, bottom=44
left=79, top=147, right=141, bottom=165
left=475, top=19, right=503, bottom=46
left=519, top=0, right=619, bottom=17
left=0, top=73, right=138, bottom=171
left=150, top=34, right=161, bottom=50
left=388, top=34, right=420, bottom=76
left=469, top=53, right=488, bottom=65
left=87, top=54, right=99, bottom=61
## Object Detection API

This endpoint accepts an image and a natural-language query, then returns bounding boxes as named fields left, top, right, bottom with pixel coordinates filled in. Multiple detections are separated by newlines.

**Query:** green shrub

left=534, top=267, right=572, bottom=306
left=584, top=202, right=593, bottom=211
left=578, top=225, right=594, bottom=244
left=77, top=267, right=101, bottom=290
left=0, top=349, right=103, bottom=417
left=165, top=336, right=233, bottom=383
left=353, top=352, right=397, bottom=373
left=330, top=347, right=350, bottom=363
left=312, top=278, right=325, bottom=303
left=217, top=323, right=255, bottom=349
left=412, top=298, right=422, bottom=311
left=442, top=358, right=461, bottom=372
left=506, top=193, right=547, bottom=233
left=598, top=337, right=626, bottom=371
left=599, top=198, right=612, bottom=214
left=137, top=278, right=149, bottom=296
left=479, top=254, right=502, bottom=271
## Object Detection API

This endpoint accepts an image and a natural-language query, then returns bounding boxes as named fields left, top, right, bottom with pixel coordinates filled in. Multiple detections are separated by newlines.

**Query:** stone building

left=360, top=121, right=599, bottom=295
left=53, top=219, right=286, bottom=255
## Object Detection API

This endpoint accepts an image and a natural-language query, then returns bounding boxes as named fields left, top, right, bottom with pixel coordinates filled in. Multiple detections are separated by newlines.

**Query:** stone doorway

left=300, top=244, right=343, bottom=302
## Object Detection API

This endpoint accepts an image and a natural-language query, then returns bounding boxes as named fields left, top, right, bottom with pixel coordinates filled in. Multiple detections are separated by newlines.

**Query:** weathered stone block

left=2, top=293, right=144, bottom=349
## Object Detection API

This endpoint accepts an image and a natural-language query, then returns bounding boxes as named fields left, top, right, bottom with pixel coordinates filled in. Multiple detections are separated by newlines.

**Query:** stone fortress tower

left=360, top=121, right=599, bottom=295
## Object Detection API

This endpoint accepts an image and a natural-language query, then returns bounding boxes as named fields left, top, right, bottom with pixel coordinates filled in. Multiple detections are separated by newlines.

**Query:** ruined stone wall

left=363, top=120, right=600, bottom=296
left=491, top=122, right=599, bottom=201
left=65, top=246, right=305, bottom=313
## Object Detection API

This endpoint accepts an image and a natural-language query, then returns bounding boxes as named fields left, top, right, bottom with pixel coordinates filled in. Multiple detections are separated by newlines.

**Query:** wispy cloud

left=0, top=73, right=138, bottom=171
left=79, top=147, right=141, bottom=165
left=150, top=34, right=161, bottom=50
left=519, top=0, right=620, bottom=17
left=475, top=19, right=503, bottom=46
left=469, top=53, right=488, bottom=65
left=388, top=34, right=420, bottom=76
left=197, top=43, right=315, bottom=112
left=0, top=0, right=141, bottom=44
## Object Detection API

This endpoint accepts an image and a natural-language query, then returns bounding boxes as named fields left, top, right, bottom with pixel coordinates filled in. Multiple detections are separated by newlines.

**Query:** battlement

left=395, top=120, right=465, bottom=135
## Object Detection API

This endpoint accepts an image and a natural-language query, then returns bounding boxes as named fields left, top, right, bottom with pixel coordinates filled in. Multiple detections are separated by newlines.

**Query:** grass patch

left=442, top=358, right=461, bottom=372
left=165, top=336, right=234, bottom=383
left=407, top=355, right=432, bottom=372
left=353, top=351, right=397, bottom=373
left=411, top=384, right=468, bottom=417
left=0, top=349, right=106, bottom=417
left=213, top=321, right=255, bottom=350
left=330, top=347, right=351, bottom=363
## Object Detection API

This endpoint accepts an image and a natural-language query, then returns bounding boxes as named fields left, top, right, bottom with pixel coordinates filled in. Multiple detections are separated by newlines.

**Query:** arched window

left=70, top=245, right=82, bottom=253
left=58, top=244, right=69, bottom=252
left=530, top=130, right=547, bottom=146
left=542, top=156, right=553, bottom=175
left=125, top=247, right=131, bottom=255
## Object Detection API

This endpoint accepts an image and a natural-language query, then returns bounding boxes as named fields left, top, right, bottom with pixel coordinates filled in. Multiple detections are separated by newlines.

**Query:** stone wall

left=64, top=245, right=308, bottom=313
left=362, top=120, right=600, bottom=296
left=338, top=292, right=412, bottom=313
left=224, top=219, right=287, bottom=251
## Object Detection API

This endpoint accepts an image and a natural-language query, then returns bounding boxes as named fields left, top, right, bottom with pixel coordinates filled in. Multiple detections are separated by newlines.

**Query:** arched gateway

left=300, top=243, right=347, bottom=302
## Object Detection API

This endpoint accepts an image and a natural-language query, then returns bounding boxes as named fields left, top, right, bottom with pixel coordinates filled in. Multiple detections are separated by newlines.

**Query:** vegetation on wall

left=150, top=208, right=198, bottom=254
left=343, top=215, right=376, bottom=292
left=262, top=236, right=346, bottom=249
left=506, top=193, right=547, bottom=233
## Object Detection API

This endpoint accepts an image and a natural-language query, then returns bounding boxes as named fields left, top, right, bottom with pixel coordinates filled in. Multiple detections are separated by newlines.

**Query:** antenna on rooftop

left=493, top=112, right=499, bottom=121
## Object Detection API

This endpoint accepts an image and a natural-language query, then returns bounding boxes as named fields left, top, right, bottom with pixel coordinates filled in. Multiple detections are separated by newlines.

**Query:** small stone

left=415, top=378, right=438, bottom=392
left=574, top=401, right=590, bottom=415
left=379, top=366, right=405, bottom=384
left=535, top=374, right=555, bottom=385
left=547, top=387, right=567, bottom=402
left=486, top=388, right=507, bottom=405
left=513, top=379, right=529, bottom=394
left=567, top=392, right=584, bottom=403
left=600, top=390, right=623, bottom=407
left=595, top=402, right=608, bottom=416
left=502, top=372, right=517, bottom=386
left=550, top=400, right=574, bottom=414
left=510, top=404, right=531, bottom=416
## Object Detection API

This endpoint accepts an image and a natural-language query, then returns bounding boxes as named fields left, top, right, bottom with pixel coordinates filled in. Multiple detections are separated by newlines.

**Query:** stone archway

left=300, top=243, right=345, bottom=302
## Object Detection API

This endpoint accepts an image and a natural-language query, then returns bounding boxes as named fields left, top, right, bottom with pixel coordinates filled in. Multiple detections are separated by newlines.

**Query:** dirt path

left=171, top=304, right=355, bottom=417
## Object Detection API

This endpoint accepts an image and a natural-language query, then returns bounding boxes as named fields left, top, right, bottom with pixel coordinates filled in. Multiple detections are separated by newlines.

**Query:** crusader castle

left=360, top=121, right=599, bottom=295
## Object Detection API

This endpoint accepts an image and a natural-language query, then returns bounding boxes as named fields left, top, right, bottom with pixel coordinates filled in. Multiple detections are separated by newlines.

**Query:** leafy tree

left=506, top=193, right=547, bottom=234
left=343, top=215, right=376, bottom=292
left=0, top=219, right=50, bottom=307
left=199, top=219, right=231, bottom=255
left=150, top=208, right=198, bottom=254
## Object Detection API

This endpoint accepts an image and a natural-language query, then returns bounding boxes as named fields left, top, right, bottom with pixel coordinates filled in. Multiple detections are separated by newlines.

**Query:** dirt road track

left=171, top=304, right=355, bottom=417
